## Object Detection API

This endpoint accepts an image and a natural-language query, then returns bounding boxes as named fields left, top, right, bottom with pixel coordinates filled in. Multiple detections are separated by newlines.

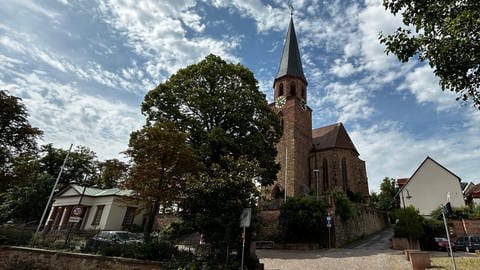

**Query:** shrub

left=0, top=225, right=34, bottom=246
left=391, top=206, right=424, bottom=239
left=279, top=196, right=327, bottom=243
left=330, top=189, right=353, bottom=221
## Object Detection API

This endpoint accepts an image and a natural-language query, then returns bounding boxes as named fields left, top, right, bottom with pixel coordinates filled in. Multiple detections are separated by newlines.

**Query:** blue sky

left=1, top=0, right=479, bottom=192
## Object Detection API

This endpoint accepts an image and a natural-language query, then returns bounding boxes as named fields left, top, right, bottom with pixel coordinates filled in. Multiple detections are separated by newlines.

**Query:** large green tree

left=93, top=159, right=128, bottom=189
left=0, top=90, right=43, bottom=192
left=123, top=120, right=201, bottom=241
left=142, top=55, right=282, bottom=260
left=380, top=0, right=480, bottom=108
left=142, top=54, right=282, bottom=185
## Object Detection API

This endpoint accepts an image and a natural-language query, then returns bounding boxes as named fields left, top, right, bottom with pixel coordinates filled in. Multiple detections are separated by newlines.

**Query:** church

left=266, top=17, right=369, bottom=200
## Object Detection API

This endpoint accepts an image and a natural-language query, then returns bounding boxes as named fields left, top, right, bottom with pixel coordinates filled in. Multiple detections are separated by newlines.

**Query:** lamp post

left=313, top=169, right=320, bottom=200
left=400, top=188, right=412, bottom=248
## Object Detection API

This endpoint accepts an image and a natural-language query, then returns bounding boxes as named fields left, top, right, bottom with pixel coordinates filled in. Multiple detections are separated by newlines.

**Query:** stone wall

left=333, top=206, right=389, bottom=247
left=256, top=210, right=281, bottom=241
left=0, top=246, right=164, bottom=270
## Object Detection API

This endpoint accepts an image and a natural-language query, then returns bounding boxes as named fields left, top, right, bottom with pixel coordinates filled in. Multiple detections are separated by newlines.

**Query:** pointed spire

left=275, top=17, right=307, bottom=84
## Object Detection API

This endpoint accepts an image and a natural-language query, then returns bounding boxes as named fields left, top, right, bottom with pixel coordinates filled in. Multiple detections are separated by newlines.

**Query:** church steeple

left=275, top=17, right=307, bottom=85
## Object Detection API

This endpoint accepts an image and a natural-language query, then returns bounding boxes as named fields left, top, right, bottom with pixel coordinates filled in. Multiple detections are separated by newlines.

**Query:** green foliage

left=123, top=119, right=202, bottom=241
left=279, top=196, right=327, bottom=243
left=0, top=225, right=34, bottom=245
left=180, top=156, right=260, bottom=248
left=331, top=188, right=353, bottom=221
left=371, top=177, right=399, bottom=211
left=346, top=190, right=365, bottom=203
left=380, top=0, right=480, bottom=108
left=0, top=90, right=43, bottom=193
left=92, top=159, right=128, bottom=188
left=142, top=54, right=282, bottom=185
left=431, top=205, right=480, bottom=220
left=392, top=206, right=425, bottom=239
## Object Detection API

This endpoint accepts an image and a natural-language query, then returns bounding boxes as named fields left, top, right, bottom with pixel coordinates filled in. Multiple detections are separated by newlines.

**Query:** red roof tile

left=312, top=122, right=358, bottom=154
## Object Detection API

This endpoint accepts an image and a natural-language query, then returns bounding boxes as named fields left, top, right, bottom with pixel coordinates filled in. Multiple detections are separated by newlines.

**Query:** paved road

left=257, top=226, right=412, bottom=270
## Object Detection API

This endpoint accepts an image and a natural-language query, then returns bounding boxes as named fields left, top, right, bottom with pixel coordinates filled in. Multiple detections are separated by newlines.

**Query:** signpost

left=240, top=208, right=251, bottom=270
left=326, top=215, right=332, bottom=249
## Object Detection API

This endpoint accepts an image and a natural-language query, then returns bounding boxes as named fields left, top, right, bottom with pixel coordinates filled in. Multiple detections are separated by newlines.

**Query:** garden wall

left=450, top=219, right=480, bottom=239
left=331, top=206, right=389, bottom=247
left=0, top=246, right=164, bottom=270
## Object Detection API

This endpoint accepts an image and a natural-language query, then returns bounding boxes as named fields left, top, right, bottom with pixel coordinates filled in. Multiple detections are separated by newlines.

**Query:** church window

left=322, top=159, right=328, bottom=192
left=279, top=83, right=284, bottom=96
left=302, top=87, right=305, bottom=99
left=279, top=113, right=284, bottom=130
left=290, top=82, right=296, bottom=96
left=342, top=158, right=348, bottom=192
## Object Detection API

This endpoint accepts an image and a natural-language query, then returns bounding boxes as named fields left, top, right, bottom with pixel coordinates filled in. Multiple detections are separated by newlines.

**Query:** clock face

left=300, top=99, right=307, bottom=111
left=275, top=96, right=286, bottom=108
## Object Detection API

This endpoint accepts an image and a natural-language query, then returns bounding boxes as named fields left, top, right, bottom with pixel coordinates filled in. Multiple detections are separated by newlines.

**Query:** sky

left=1, top=0, right=479, bottom=192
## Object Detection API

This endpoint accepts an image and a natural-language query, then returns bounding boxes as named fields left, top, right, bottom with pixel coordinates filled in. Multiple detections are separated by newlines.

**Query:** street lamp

left=313, top=169, right=320, bottom=200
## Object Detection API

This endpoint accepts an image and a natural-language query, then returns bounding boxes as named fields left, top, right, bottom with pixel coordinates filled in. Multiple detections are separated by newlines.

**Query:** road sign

left=326, top=216, right=332, bottom=228
left=240, top=208, right=251, bottom=228
left=68, top=216, right=82, bottom=223
left=71, top=206, right=84, bottom=217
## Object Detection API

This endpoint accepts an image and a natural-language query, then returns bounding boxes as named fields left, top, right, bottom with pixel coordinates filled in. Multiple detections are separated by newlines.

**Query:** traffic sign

left=326, top=216, right=332, bottom=228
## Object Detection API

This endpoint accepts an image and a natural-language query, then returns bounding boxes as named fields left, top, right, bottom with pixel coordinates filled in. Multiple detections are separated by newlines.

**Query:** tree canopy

left=380, top=0, right=480, bottom=108
left=123, top=120, right=201, bottom=240
left=0, top=90, right=42, bottom=192
left=142, top=54, right=282, bottom=185
left=141, top=54, right=282, bottom=259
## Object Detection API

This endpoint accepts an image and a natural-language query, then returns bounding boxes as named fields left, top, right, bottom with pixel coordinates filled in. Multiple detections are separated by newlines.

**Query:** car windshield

left=115, top=232, right=134, bottom=240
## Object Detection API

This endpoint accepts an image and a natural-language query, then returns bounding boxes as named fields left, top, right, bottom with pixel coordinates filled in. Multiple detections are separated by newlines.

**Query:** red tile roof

left=312, top=122, right=358, bottom=154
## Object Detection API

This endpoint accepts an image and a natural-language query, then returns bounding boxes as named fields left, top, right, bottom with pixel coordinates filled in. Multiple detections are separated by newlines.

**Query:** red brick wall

left=450, top=219, right=480, bottom=239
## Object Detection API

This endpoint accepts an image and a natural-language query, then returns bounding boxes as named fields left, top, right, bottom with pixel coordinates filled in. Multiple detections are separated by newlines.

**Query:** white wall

left=403, top=158, right=465, bottom=216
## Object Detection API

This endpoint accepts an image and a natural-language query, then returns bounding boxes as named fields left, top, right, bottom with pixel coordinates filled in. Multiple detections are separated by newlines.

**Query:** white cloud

left=399, top=65, right=458, bottom=111
left=5, top=72, right=143, bottom=161
left=330, top=59, right=356, bottom=77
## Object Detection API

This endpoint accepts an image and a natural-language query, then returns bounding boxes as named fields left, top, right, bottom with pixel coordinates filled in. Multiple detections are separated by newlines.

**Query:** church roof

left=312, top=123, right=358, bottom=154
left=275, top=17, right=307, bottom=84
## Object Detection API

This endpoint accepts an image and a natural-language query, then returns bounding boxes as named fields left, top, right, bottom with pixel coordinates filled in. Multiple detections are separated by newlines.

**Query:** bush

left=331, top=189, right=353, bottom=221
left=0, top=225, right=34, bottom=246
left=279, top=196, right=327, bottom=243
left=392, top=206, right=424, bottom=239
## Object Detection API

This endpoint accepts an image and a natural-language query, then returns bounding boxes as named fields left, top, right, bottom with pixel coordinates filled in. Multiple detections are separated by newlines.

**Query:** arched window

left=290, top=82, right=296, bottom=96
left=342, top=158, right=348, bottom=192
left=279, top=83, right=284, bottom=96
left=278, top=112, right=284, bottom=130
left=322, top=159, right=329, bottom=192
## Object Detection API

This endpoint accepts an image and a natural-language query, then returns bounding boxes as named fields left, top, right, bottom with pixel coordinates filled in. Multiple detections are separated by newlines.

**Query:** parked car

left=431, top=237, right=455, bottom=251
left=85, top=230, right=143, bottom=251
left=454, top=235, right=480, bottom=252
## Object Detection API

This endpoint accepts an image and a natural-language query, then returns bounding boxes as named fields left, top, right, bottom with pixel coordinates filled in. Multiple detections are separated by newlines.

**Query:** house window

left=122, top=207, right=137, bottom=225
left=290, top=82, right=296, bottom=96
left=91, top=205, right=105, bottom=225
left=342, top=158, right=348, bottom=192
left=322, top=159, right=329, bottom=192
left=279, top=83, right=284, bottom=96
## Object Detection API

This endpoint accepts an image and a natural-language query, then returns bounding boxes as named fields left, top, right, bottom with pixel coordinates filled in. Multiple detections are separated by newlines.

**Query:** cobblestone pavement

left=257, top=248, right=412, bottom=270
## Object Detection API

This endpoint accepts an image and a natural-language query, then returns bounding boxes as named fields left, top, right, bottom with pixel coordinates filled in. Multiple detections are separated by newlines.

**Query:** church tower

left=272, top=17, right=312, bottom=198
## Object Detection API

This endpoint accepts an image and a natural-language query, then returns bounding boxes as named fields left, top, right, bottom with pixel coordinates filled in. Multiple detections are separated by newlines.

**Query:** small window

left=122, top=207, right=137, bottom=225
left=322, top=159, right=329, bottom=192
left=342, top=158, right=348, bottom=192
left=279, top=83, right=284, bottom=96
left=91, top=205, right=105, bottom=225
left=302, top=87, right=305, bottom=99
left=290, top=82, right=296, bottom=96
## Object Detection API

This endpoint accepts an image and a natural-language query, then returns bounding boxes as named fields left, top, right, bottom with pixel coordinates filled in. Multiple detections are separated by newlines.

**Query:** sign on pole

left=240, top=208, right=252, bottom=228
left=326, top=216, right=332, bottom=228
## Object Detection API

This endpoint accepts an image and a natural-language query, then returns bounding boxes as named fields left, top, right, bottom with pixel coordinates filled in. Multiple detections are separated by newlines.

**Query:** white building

left=398, top=156, right=465, bottom=217
left=44, top=184, right=145, bottom=232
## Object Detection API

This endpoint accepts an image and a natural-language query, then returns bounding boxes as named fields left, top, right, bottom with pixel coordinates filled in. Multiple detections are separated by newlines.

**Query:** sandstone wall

left=333, top=206, right=389, bottom=247
left=0, top=246, right=164, bottom=270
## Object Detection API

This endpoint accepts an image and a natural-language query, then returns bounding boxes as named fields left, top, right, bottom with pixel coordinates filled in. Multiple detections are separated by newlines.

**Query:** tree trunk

left=143, top=201, right=160, bottom=243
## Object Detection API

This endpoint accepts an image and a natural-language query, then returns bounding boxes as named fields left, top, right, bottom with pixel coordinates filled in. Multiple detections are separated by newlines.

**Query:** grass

left=428, top=256, right=480, bottom=269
